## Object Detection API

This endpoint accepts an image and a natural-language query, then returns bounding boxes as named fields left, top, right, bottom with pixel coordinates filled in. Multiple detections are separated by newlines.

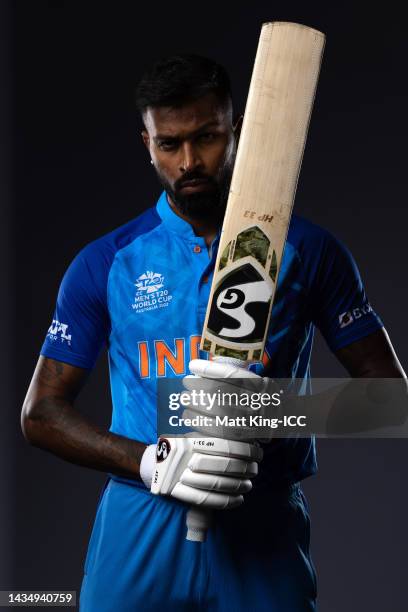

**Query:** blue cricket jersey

left=41, top=191, right=384, bottom=487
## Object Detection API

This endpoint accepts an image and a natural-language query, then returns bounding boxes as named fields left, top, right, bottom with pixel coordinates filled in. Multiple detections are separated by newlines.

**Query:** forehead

left=143, top=93, right=232, bottom=137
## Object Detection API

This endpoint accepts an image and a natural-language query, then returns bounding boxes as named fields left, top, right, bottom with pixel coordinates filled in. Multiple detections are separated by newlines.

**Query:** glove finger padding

left=188, top=453, right=259, bottom=478
left=188, top=359, right=261, bottom=380
left=150, top=437, right=262, bottom=509
left=183, top=372, right=269, bottom=396
left=170, top=483, right=244, bottom=509
left=180, top=469, right=252, bottom=494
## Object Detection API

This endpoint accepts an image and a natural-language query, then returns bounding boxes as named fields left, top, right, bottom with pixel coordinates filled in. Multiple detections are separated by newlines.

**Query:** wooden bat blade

left=201, top=22, right=325, bottom=362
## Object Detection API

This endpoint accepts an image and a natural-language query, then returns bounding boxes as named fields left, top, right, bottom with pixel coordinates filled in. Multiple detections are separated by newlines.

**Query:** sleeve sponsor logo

left=47, top=320, right=72, bottom=345
left=338, top=303, right=373, bottom=329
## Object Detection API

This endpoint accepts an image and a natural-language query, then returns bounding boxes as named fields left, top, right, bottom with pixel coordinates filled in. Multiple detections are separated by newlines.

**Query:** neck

left=167, top=195, right=221, bottom=247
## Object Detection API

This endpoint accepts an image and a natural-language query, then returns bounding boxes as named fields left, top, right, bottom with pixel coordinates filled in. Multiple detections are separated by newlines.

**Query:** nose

left=179, top=142, right=202, bottom=173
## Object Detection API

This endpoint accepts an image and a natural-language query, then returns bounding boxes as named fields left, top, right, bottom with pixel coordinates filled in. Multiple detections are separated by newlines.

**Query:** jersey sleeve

left=40, top=243, right=111, bottom=369
left=308, top=230, right=383, bottom=351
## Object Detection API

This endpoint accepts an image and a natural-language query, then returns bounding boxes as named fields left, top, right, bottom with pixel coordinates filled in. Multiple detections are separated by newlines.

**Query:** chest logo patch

left=132, top=270, right=173, bottom=313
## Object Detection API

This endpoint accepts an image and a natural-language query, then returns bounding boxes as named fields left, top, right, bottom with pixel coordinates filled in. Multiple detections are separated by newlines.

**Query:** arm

left=334, top=328, right=407, bottom=378
left=22, top=356, right=262, bottom=526
left=21, top=356, right=147, bottom=480
left=299, top=224, right=407, bottom=430
left=262, top=329, right=407, bottom=434
left=316, top=328, right=408, bottom=433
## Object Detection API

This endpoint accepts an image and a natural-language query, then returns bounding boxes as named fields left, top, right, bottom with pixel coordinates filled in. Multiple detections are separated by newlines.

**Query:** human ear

left=141, top=130, right=150, bottom=151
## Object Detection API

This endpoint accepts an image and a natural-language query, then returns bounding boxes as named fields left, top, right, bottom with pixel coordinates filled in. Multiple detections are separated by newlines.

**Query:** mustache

left=175, top=172, right=216, bottom=190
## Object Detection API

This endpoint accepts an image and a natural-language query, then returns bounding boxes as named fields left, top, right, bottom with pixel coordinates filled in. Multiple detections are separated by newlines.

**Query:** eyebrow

left=153, top=120, right=222, bottom=142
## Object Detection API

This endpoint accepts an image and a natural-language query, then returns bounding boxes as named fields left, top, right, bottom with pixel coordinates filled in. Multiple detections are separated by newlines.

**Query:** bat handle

left=185, top=355, right=249, bottom=542
left=186, top=506, right=213, bottom=542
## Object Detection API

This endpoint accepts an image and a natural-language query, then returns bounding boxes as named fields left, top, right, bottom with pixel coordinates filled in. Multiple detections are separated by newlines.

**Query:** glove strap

left=139, top=444, right=157, bottom=488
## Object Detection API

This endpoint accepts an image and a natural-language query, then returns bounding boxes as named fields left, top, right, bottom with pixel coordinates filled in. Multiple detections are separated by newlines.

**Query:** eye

left=198, top=132, right=216, bottom=143
left=157, top=139, right=179, bottom=151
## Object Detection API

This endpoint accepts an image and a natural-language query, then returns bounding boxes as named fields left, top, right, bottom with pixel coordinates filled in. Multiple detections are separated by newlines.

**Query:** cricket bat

left=186, top=22, right=325, bottom=542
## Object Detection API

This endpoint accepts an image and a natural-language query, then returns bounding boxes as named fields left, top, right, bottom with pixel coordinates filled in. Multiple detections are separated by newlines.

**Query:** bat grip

left=186, top=506, right=213, bottom=542
left=185, top=355, right=249, bottom=542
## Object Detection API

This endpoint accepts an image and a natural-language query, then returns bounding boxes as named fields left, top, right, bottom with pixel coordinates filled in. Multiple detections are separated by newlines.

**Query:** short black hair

left=135, top=54, right=232, bottom=116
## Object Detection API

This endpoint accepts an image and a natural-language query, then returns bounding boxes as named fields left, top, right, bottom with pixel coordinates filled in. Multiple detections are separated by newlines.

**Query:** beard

left=155, top=156, right=235, bottom=222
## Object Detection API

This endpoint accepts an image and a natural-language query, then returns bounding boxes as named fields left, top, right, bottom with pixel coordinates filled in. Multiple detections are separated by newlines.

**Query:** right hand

left=140, top=437, right=263, bottom=510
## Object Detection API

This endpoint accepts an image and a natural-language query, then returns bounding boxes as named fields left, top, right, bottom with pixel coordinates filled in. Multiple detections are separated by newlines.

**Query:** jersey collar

left=156, top=191, right=201, bottom=240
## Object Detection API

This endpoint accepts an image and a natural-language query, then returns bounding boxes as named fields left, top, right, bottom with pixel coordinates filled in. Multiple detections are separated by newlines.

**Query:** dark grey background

left=2, top=1, right=407, bottom=610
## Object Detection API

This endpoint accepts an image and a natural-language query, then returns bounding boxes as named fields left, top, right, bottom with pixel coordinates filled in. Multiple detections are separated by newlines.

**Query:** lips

left=179, top=178, right=212, bottom=193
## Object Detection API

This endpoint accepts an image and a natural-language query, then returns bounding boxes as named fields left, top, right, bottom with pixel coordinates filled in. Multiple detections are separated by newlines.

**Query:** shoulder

left=288, top=214, right=354, bottom=266
left=77, top=206, right=162, bottom=269
left=287, top=214, right=341, bottom=254
left=59, top=206, right=162, bottom=301
left=286, top=215, right=359, bottom=291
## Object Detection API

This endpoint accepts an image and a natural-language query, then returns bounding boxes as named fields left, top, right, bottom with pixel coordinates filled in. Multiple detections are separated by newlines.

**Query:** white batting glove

left=140, top=436, right=263, bottom=510
left=182, top=359, right=278, bottom=440
left=188, top=358, right=263, bottom=381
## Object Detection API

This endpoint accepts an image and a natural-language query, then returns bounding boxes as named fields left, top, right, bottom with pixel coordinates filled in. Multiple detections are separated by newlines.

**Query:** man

left=21, top=54, right=405, bottom=611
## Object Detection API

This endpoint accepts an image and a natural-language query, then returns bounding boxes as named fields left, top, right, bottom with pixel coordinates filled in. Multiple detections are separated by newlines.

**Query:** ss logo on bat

left=208, top=264, right=271, bottom=343
left=219, top=288, right=246, bottom=309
